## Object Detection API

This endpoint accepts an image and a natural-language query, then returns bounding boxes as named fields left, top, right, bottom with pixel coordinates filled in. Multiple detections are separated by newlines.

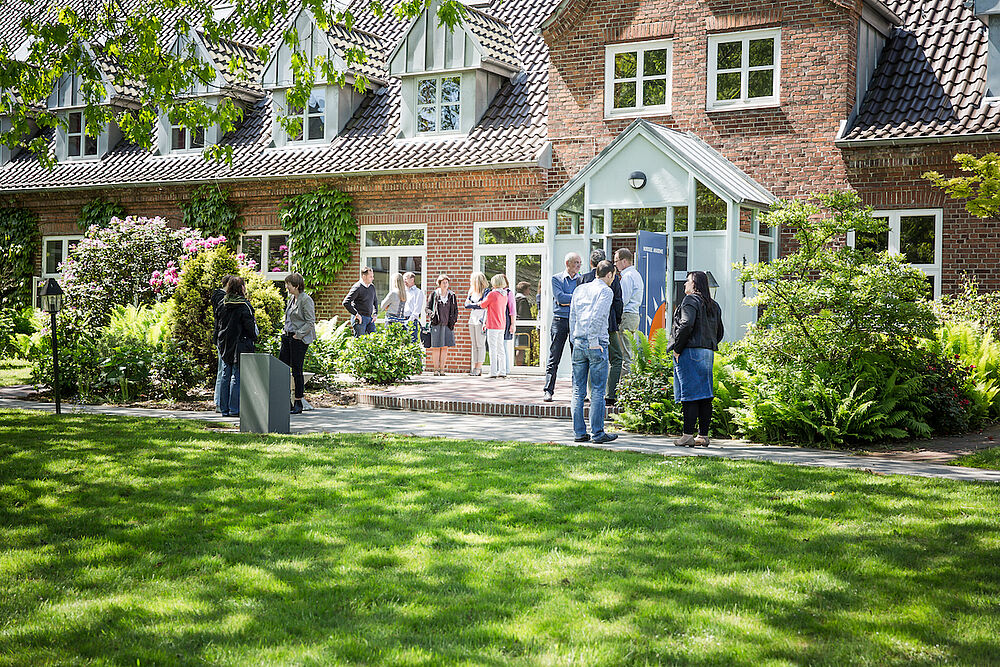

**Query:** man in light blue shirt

left=402, top=272, right=424, bottom=342
left=615, top=248, right=644, bottom=376
left=543, top=251, right=583, bottom=401
left=569, top=260, right=618, bottom=444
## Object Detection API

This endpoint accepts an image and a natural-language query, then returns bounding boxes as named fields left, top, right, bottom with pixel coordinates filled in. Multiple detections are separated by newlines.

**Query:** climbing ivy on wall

left=76, top=197, right=126, bottom=231
left=280, top=186, right=357, bottom=288
left=179, top=185, right=244, bottom=250
left=0, top=206, right=39, bottom=308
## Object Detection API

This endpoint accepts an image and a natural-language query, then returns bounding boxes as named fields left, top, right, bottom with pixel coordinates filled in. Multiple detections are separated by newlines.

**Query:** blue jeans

left=213, top=354, right=224, bottom=410
left=572, top=340, right=609, bottom=438
left=353, top=315, right=375, bottom=337
left=219, top=360, right=240, bottom=415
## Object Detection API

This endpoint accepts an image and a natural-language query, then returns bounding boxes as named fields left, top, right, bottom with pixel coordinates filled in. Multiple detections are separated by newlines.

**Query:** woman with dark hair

left=280, top=272, right=315, bottom=415
left=217, top=276, right=258, bottom=417
left=667, top=270, right=724, bottom=446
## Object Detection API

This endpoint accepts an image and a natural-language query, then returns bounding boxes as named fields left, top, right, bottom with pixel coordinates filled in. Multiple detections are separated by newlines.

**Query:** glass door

left=359, top=226, right=426, bottom=320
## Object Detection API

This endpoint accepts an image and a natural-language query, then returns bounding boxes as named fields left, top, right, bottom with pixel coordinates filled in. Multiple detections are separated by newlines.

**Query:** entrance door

left=359, top=226, right=426, bottom=319
left=476, top=250, right=545, bottom=372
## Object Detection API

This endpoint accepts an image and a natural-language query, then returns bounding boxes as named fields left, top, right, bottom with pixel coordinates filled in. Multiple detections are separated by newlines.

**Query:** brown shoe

left=674, top=433, right=696, bottom=447
left=693, top=435, right=711, bottom=447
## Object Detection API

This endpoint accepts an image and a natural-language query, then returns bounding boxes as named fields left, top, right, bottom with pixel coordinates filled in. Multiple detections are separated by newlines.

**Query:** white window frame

left=415, top=74, right=462, bottom=136
left=707, top=28, right=781, bottom=111
left=41, top=235, right=84, bottom=278
left=240, top=230, right=291, bottom=280
left=604, top=39, right=673, bottom=118
left=170, top=123, right=206, bottom=153
left=285, top=87, right=328, bottom=145
left=847, top=208, right=943, bottom=298
left=65, top=110, right=99, bottom=160
left=359, top=224, right=428, bottom=320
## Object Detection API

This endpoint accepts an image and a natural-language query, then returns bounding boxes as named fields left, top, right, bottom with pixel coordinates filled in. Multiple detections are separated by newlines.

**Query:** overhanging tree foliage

left=0, top=0, right=468, bottom=167
left=925, top=153, right=1000, bottom=218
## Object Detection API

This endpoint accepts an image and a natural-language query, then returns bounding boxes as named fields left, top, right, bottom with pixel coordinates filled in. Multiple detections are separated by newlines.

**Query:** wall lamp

left=628, top=171, right=647, bottom=189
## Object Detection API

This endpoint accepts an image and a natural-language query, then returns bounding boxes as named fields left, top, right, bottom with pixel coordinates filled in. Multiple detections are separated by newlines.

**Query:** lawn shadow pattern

left=1, top=410, right=999, bottom=665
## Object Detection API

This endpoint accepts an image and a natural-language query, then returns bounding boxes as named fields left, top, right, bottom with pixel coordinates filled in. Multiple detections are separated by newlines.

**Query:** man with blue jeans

left=343, top=266, right=378, bottom=336
left=543, top=251, right=583, bottom=402
left=569, top=259, right=617, bottom=444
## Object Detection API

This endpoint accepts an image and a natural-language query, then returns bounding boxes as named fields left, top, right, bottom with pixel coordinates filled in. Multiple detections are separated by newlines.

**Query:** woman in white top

left=464, top=272, right=489, bottom=376
left=380, top=273, right=408, bottom=324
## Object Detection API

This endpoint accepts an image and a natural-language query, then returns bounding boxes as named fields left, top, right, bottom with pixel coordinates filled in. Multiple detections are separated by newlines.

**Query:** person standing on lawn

left=217, top=276, right=258, bottom=418
left=569, top=260, right=617, bottom=444
left=212, top=274, right=235, bottom=412
left=280, top=272, right=315, bottom=415
left=343, top=266, right=377, bottom=336
left=615, top=247, right=643, bottom=376
left=402, top=271, right=424, bottom=341
left=581, top=249, right=624, bottom=406
left=543, top=251, right=583, bottom=402
left=667, top=270, right=725, bottom=447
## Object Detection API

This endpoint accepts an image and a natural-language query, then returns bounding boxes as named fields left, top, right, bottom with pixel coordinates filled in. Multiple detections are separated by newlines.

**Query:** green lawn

left=2, top=410, right=999, bottom=666
left=951, top=446, right=1000, bottom=470
left=0, top=358, right=31, bottom=387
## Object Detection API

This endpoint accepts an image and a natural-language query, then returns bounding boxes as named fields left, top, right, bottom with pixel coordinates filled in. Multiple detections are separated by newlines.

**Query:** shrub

left=60, top=216, right=196, bottom=326
left=339, top=323, right=424, bottom=384
left=304, top=317, right=352, bottom=376
left=935, top=277, right=1000, bottom=335
left=76, top=197, right=126, bottom=231
left=0, top=307, right=35, bottom=358
left=0, top=206, right=39, bottom=309
left=923, top=320, right=1000, bottom=425
left=180, top=185, right=243, bottom=250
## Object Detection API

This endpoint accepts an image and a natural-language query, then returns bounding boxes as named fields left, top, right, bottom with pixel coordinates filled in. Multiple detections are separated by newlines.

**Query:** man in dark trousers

left=343, top=266, right=378, bottom=336
left=543, top=251, right=583, bottom=402
left=211, top=274, right=235, bottom=412
left=581, top=249, right=624, bottom=406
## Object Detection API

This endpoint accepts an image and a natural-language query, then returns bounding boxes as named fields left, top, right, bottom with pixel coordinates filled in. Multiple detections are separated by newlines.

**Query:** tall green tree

left=925, top=153, right=1000, bottom=217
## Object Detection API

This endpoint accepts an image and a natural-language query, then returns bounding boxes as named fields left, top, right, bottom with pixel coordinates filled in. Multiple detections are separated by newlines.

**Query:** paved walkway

left=3, top=398, right=999, bottom=483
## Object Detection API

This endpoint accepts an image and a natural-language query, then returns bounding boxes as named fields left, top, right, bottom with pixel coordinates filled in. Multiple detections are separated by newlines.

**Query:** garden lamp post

left=706, top=271, right=720, bottom=299
left=39, top=279, right=63, bottom=415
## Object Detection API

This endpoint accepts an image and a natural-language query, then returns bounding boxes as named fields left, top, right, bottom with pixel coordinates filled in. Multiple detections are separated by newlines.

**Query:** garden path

left=3, top=398, right=999, bottom=484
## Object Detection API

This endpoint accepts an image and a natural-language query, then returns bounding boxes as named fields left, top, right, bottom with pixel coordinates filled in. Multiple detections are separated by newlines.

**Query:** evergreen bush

left=338, top=323, right=424, bottom=384
left=0, top=206, right=39, bottom=309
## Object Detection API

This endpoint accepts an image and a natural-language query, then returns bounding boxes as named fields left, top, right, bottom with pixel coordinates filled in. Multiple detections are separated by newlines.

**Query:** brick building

left=2, top=0, right=998, bottom=373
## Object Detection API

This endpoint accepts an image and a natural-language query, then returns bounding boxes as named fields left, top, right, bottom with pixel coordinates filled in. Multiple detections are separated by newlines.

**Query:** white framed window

left=359, top=224, right=427, bottom=301
left=286, top=88, right=327, bottom=143
left=171, top=123, right=205, bottom=152
left=240, top=231, right=291, bottom=280
left=416, top=75, right=461, bottom=134
left=65, top=111, right=98, bottom=159
left=604, top=40, right=673, bottom=117
left=707, top=28, right=781, bottom=111
left=42, top=235, right=84, bottom=278
left=847, top=208, right=943, bottom=298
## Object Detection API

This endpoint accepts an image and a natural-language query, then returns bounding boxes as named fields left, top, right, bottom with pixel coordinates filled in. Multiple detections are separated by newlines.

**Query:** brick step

left=355, top=388, right=621, bottom=420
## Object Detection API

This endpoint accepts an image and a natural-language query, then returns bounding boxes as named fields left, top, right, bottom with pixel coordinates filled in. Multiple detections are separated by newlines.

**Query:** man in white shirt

left=402, top=272, right=424, bottom=342
left=614, top=248, right=644, bottom=375
left=569, top=260, right=618, bottom=444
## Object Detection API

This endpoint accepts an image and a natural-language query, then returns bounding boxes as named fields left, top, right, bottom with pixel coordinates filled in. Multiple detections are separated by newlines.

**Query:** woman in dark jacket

left=216, top=276, right=258, bottom=417
left=667, top=271, right=724, bottom=447
left=424, top=274, right=458, bottom=376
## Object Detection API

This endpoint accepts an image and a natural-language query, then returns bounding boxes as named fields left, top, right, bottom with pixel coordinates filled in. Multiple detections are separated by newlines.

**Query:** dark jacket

left=426, top=289, right=458, bottom=329
left=343, top=281, right=377, bottom=318
left=217, top=295, right=258, bottom=365
left=582, top=270, right=624, bottom=333
left=667, top=293, right=724, bottom=354
left=211, top=287, right=226, bottom=343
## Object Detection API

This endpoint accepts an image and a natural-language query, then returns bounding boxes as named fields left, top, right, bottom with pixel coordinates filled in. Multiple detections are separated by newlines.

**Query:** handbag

left=420, top=324, right=432, bottom=348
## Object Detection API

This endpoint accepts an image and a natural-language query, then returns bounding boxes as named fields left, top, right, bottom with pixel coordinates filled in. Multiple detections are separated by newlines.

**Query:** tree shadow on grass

left=1, top=410, right=999, bottom=665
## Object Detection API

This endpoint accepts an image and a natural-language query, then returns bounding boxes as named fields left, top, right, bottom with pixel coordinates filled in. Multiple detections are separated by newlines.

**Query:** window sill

left=706, top=100, right=781, bottom=113
left=604, top=108, right=672, bottom=120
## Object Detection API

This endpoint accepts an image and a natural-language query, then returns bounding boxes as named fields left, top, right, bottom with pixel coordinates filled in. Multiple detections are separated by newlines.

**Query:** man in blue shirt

left=544, top=251, right=583, bottom=401
left=569, top=260, right=618, bottom=444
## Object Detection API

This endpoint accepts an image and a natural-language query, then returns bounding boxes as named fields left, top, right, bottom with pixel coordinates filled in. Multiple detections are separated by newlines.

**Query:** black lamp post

left=705, top=271, right=720, bottom=299
left=39, top=279, right=63, bottom=415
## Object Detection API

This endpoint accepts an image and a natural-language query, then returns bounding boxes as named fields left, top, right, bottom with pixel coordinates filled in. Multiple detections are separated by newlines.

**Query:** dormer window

left=66, top=111, right=99, bottom=159
left=286, top=90, right=327, bottom=142
left=171, top=123, right=205, bottom=152
left=417, top=76, right=461, bottom=134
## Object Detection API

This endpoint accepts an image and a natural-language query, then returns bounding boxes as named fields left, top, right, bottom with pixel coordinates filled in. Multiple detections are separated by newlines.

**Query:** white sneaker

left=674, top=433, right=696, bottom=447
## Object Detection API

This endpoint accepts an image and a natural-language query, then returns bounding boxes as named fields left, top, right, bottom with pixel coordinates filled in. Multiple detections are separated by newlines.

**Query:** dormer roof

left=197, top=32, right=266, bottom=98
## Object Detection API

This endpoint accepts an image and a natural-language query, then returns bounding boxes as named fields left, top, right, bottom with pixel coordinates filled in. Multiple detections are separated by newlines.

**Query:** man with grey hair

left=402, top=271, right=424, bottom=342
left=543, top=251, right=583, bottom=401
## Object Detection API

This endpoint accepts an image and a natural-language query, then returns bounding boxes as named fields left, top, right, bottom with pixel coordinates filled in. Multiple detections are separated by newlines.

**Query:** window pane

left=900, top=215, right=936, bottom=264
left=614, top=51, right=637, bottom=79
left=924, top=274, right=936, bottom=298
left=717, top=41, right=741, bottom=70
left=740, top=207, right=753, bottom=233
left=68, top=135, right=81, bottom=157
left=748, top=69, right=773, bottom=98
left=399, top=255, right=422, bottom=288
left=479, top=226, right=544, bottom=245
left=673, top=206, right=688, bottom=232
left=759, top=215, right=773, bottom=237
left=614, top=81, right=637, bottom=109
left=643, top=79, right=666, bottom=106
left=716, top=72, right=741, bottom=101
left=365, top=229, right=424, bottom=246
left=69, top=112, right=82, bottom=134
left=417, top=79, right=436, bottom=105
left=480, top=255, right=506, bottom=280
left=556, top=186, right=584, bottom=235
left=191, top=127, right=205, bottom=149
left=45, top=240, right=63, bottom=275
left=417, top=105, right=436, bottom=132
left=441, top=77, right=460, bottom=103
left=85, top=134, right=98, bottom=156
left=643, top=49, right=667, bottom=76
left=268, top=235, right=289, bottom=273
left=610, top=208, right=666, bottom=234
left=758, top=240, right=772, bottom=264
left=590, top=209, right=605, bottom=235
left=749, top=38, right=774, bottom=67
left=172, top=126, right=185, bottom=151
left=441, top=104, right=460, bottom=131
left=308, top=116, right=325, bottom=140
left=369, top=256, right=390, bottom=297
left=672, top=237, right=688, bottom=309
left=856, top=218, right=889, bottom=252
left=695, top=181, right=727, bottom=231
left=242, top=236, right=263, bottom=268
left=308, top=91, right=325, bottom=116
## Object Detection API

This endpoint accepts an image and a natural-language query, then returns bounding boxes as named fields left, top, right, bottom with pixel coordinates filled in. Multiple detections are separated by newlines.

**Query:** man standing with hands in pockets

left=343, top=266, right=378, bottom=336
left=569, top=260, right=618, bottom=444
